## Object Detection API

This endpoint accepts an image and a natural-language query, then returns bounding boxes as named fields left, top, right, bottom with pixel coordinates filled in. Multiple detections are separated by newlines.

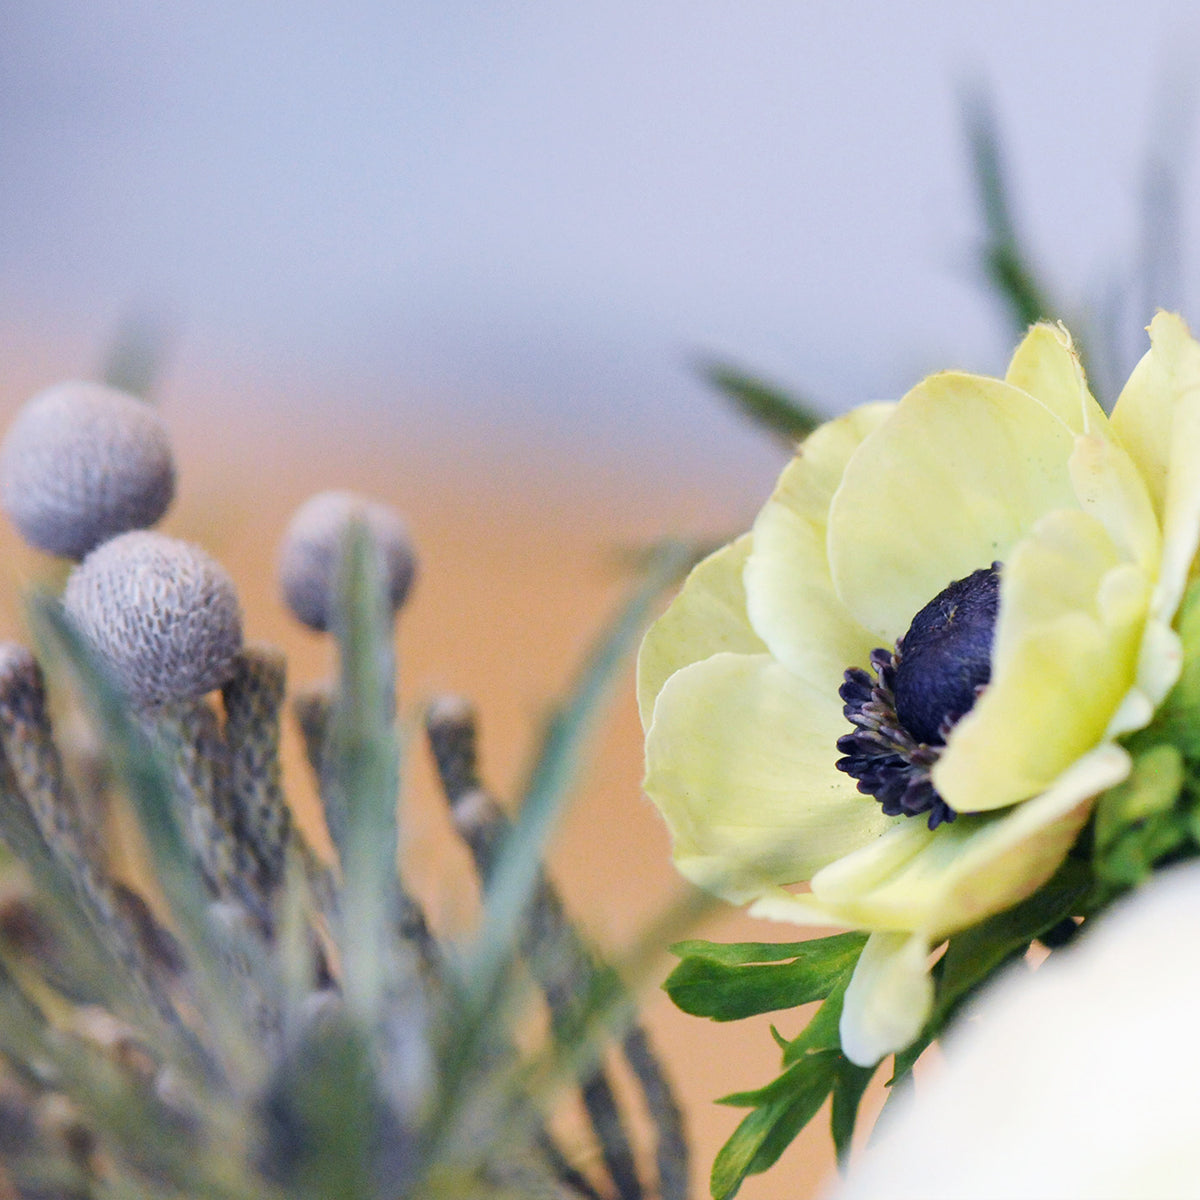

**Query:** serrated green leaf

left=710, top=1051, right=839, bottom=1200
left=780, top=980, right=849, bottom=1064
left=700, top=362, right=822, bottom=447
left=669, top=938, right=820, bottom=966
left=665, top=931, right=867, bottom=1021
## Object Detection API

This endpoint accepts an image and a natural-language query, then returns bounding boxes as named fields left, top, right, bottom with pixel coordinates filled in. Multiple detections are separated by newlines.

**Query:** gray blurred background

left=2, top=1, right=1197, bottom=506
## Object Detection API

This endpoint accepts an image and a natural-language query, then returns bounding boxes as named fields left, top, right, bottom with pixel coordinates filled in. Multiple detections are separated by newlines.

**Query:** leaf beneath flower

left=665, top=932, right=867, bottom=1021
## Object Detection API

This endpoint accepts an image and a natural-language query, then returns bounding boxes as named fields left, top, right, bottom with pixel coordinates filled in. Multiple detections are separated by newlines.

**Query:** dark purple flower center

left=835, top=564, right=1001, bottom=830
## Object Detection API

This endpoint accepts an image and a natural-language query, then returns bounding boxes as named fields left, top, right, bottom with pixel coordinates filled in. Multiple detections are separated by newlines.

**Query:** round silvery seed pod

left=278, top=490, right=416, bottom=632
left=64, top=531, right=242, bottom=707
left=0, top=381, right=175, bottom=560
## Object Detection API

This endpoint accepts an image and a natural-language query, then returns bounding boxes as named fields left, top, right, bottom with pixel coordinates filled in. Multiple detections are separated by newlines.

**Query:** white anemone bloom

left=639, top=314, right=1200, bottom=1065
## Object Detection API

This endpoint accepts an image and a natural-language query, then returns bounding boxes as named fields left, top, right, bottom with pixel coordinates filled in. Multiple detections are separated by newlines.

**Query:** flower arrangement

left=638, top=103, right=1200, bottom=1199
left=642, top=312, right=1200, bottom=1194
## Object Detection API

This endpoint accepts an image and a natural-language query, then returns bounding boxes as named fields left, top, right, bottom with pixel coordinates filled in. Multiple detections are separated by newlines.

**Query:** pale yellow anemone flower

left=639, top=314, right=1200, bottom=1067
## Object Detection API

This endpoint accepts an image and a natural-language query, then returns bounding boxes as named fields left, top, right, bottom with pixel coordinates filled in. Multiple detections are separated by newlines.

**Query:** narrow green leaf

left=665, top=932, right=867, bottom=1021
left=780, top=979, right=850, bottom=1064
left=669, top=938, right=823, bottom=966
left=423, top=543, right=699, bottom=1179
left=877, top=1030, right=932, bottom=1134
left=700, top=362, right=822, bottom=447
left=710, top=1052, right=839, bottom=1200
left=100, top=310, right=174, bottom=400
left=830, top=1057, right=877, bottom=1168
left=886, top=1036, right=929, bottom=1092
left=467, top=539, right=696, bottom=1002
left=963, top=87, right=1057, bottom=333
left=28, top=594, right=255, bottom=1081
left=326, top=521, right=401, bottom=1025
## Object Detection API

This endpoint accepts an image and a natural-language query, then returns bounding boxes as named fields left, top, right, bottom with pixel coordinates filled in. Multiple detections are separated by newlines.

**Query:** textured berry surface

left=65, top=531, right=242, bottom=706
left=278, top=490, right=416, bottom=631
left=1, top=381, right=175, bottom=559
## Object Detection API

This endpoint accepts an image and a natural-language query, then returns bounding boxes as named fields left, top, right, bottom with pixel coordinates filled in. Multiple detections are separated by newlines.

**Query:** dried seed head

left=64, top=531, right=243, bottom=707
left=278, top=489, right=417, bottom=631
left=0, top=381, right=175, bottom=559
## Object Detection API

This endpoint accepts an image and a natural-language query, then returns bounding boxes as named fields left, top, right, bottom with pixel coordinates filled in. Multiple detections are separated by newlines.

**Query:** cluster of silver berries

left=0, top=382, right=417, bottom=707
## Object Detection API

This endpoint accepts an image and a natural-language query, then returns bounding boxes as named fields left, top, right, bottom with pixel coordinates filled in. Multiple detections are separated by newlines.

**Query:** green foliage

left=711, top=1050, right=842, bottom=1200
left=260, top=1013, right=383, bottom=1200
left=0, top=531, right=697, bottom=1199
left=673, top=859, right=1101, bottom=1199
left=1092, top=744, right=1190, bottom=889
left=699, top=362, right=823, bottom=447
left=664, top=933, right=870, bottom=1199
left=1088, top=580, right=1200, bottom=893
left=962, top=88, right=1058, bottom=334
left=665, top=932, right=867, bottom=1021
left=326, top=519, right=402, bottom=1025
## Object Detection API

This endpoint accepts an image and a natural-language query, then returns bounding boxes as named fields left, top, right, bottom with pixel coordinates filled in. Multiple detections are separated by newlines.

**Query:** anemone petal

left=934, top=511, right=1146, bottom=812
left=1004, top=321, right=1105, bottom=435
left=1111, top=312, right=1200, bottom=623
left=839, top=931, right=934, bottom=1067
left=745, top=403, right=893, bottom=694
left=643, top=651, right=893, bottom=904
left=1068, top=432, right=1160, bottom=571
left=828, top=374, right=1080, bottom=643
left=636, top=534, right=764, bottom=729
left=792, top=745, right=1128, bottom=938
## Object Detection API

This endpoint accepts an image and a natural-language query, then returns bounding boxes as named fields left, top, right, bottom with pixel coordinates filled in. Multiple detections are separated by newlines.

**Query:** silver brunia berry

left=0, top=381, right=176, bottom=560
left=64, top=531, right=243, bottom=707
left=278, top=489, right=417, bottom=632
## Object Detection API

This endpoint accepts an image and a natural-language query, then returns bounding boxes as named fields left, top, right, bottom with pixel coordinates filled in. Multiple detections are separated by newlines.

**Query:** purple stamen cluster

left=835, top=564, right=1002, bottom=832
left=836, top=646, right=958, bottom=830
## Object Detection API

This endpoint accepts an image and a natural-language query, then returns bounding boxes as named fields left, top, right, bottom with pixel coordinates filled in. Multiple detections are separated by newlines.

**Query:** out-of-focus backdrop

left=2, top=4, right=1198, bottom=1196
